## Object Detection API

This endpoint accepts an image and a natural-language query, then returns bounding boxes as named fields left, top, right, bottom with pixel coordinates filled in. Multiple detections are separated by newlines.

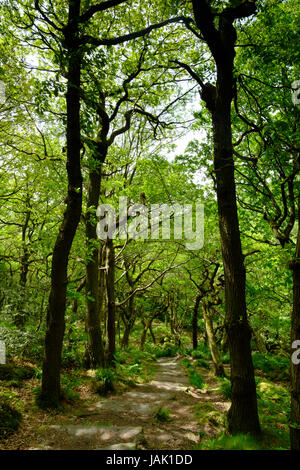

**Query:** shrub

left=194, top=359, right=210, bottom=369
left=191, top=343, right=211, bottom=360
left=94, top=368, right=115, bottom=395
left=154, top=343, right=177, bottom=358
left=252, top=353, right=289, bottom=380
left=189, top=370, right=204, bottom=389
left=0, top=326, right=44, bottom=360
left=154, top=407, right=171, bottom=422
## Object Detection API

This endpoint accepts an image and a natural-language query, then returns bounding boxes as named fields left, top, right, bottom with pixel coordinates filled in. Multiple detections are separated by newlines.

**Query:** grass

left=154, top=407, right=171, bottom=422
left=181, top=358, right=206, bottom=389
left=195, top=433, right=262, bottom=450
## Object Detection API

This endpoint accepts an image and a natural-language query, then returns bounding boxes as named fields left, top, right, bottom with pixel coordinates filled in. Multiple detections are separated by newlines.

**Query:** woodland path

left=30, top=357, right=229, bottom=450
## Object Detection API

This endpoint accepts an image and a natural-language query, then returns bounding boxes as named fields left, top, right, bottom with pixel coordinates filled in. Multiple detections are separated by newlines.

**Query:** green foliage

left=218, top=377, right=232, bottom=399
left=196, top=433, right=262, bottom=450
left=181, top=358, right=193, bottom=369
left=0, top=327, right=44, bottom=360
left=61, top=349, right=83, bottom=368
left=93, top=368, right=116, bottom=395
left=113, top=346, right=156, bottom=387
left=153, top=343, right=178, bottom=358
left=194, top=358, right=210, bottom=369
left=221, top=352, right=230, bottom=364
left=181, top=357, right=205, bottom=388
left=189, top=370, right=204, bottom=389
left=154, top=407, right=171, bottom=422
left=252, top=353, right=290, bottom=380
left=0, top=401, right=22, bottom=439
left=194, top=402, right=225, bottom=429
left=190, top=343, right=211, bottom=360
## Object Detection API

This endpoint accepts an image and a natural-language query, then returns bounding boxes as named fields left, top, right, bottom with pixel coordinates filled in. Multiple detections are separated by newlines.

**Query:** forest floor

left=0, top=356, right=230, bottom=450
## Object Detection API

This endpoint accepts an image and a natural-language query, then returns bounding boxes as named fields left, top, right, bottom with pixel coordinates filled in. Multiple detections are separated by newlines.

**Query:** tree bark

left=192, top=294, right=201, bottom=350
left=41, top=0, right=82, bottom=407
left=190, top=0, right=260, bottom=435
left=106, top=238, right=116, bottom=365
left=84, top=154, right=106, bottom=368
left=290, top=193, right=300, bottom=449
left=121, top=297, right=136, bottom=349
left=202, top=305, right=225, bottom=377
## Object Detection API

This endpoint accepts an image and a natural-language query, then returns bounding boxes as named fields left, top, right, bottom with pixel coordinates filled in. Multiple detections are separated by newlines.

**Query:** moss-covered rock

left=0, top=401, right=22, bottom=438
left=0, top=364, right=35, bottom=381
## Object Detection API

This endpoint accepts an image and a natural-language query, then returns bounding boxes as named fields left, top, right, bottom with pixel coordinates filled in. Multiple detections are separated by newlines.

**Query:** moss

left=0, top=364, right=35, bottom=381
left=154, top=407, right=171, bottom=422
left=0, top=401, right=22, bottom=439
left=195, top=433, right=262, bottom=450
left=194, top=403, right=225, bottom=429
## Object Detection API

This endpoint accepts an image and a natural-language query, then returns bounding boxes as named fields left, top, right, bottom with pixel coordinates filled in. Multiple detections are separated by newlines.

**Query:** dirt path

left=29, top=357, right=229, bottom=450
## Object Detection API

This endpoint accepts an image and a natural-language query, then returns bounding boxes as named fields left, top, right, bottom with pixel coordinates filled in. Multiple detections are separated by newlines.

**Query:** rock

left=49, top=424, right=143, bottom=442
left=98, top=442, right=136, bottom=450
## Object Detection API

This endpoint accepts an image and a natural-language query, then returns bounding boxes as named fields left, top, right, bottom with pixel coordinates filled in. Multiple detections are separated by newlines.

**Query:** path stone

left=98, top=442, right=137, bottom=450
left=27, top=356, right=226, bottom=450
left=94, top=401, right=158, bottom=415
left=49, top=424, right=142, bottom=442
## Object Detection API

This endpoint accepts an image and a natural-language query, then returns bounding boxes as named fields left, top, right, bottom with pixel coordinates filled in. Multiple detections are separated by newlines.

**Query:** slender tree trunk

left=211, top=96, right=260, bottom=434
left=140, top=317, right=147, bottom=351
left=202, top=21, right=260, bottom=437
left=85, top=163, right=105, bottom=368
left=15, top=208, right=31, bottom=328
left=203, top=305, right=225, bottom=377
left=192, top=294, right=201, bottom=350
left=41, top=0, right=82, bottom=407
left=121, top=297, right=135, bottom=349
left=85, top=107, right=108, bottom=367
left=106, top=238, right=115, bottom=365
left=290, top=193, right=300, bottom=449
left=149, top=323, right=156, bottom=344
left=140, top=314, right=156, bottom=350
left=189, top=0, right=260, bottom=436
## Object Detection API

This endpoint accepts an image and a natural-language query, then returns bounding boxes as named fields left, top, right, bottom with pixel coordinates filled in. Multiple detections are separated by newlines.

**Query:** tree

left=172, top=0, right=261, bottom=434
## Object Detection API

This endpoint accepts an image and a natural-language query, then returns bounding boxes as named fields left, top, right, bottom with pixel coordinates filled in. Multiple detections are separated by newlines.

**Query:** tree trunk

left=41, top=0, right=82, bottom=408
left=15, top=208, right=31, bottom=328
left=106, top=238, right=115, bottom=365
left=290, top=193, right=300, bottom=449
left=140, top=314, right=156, bottom=350
left=121, top=297, right=135, bottom=349
left=149, top=322, right=156, bottom=344
left=203, top=305, right=225, bottom=377
left=85, top=161, right=105, bottom=368
left=192, top=6, right=260, bottom=434
left=192, top=294, right=201, bottom=350
left=211, top=94, right=260, bottom=434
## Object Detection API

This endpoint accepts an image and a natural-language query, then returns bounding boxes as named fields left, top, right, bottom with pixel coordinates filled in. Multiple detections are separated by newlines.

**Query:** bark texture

left=41, top=0, right=83, bottom=407
left=290, top=193, right=300, bottom=449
